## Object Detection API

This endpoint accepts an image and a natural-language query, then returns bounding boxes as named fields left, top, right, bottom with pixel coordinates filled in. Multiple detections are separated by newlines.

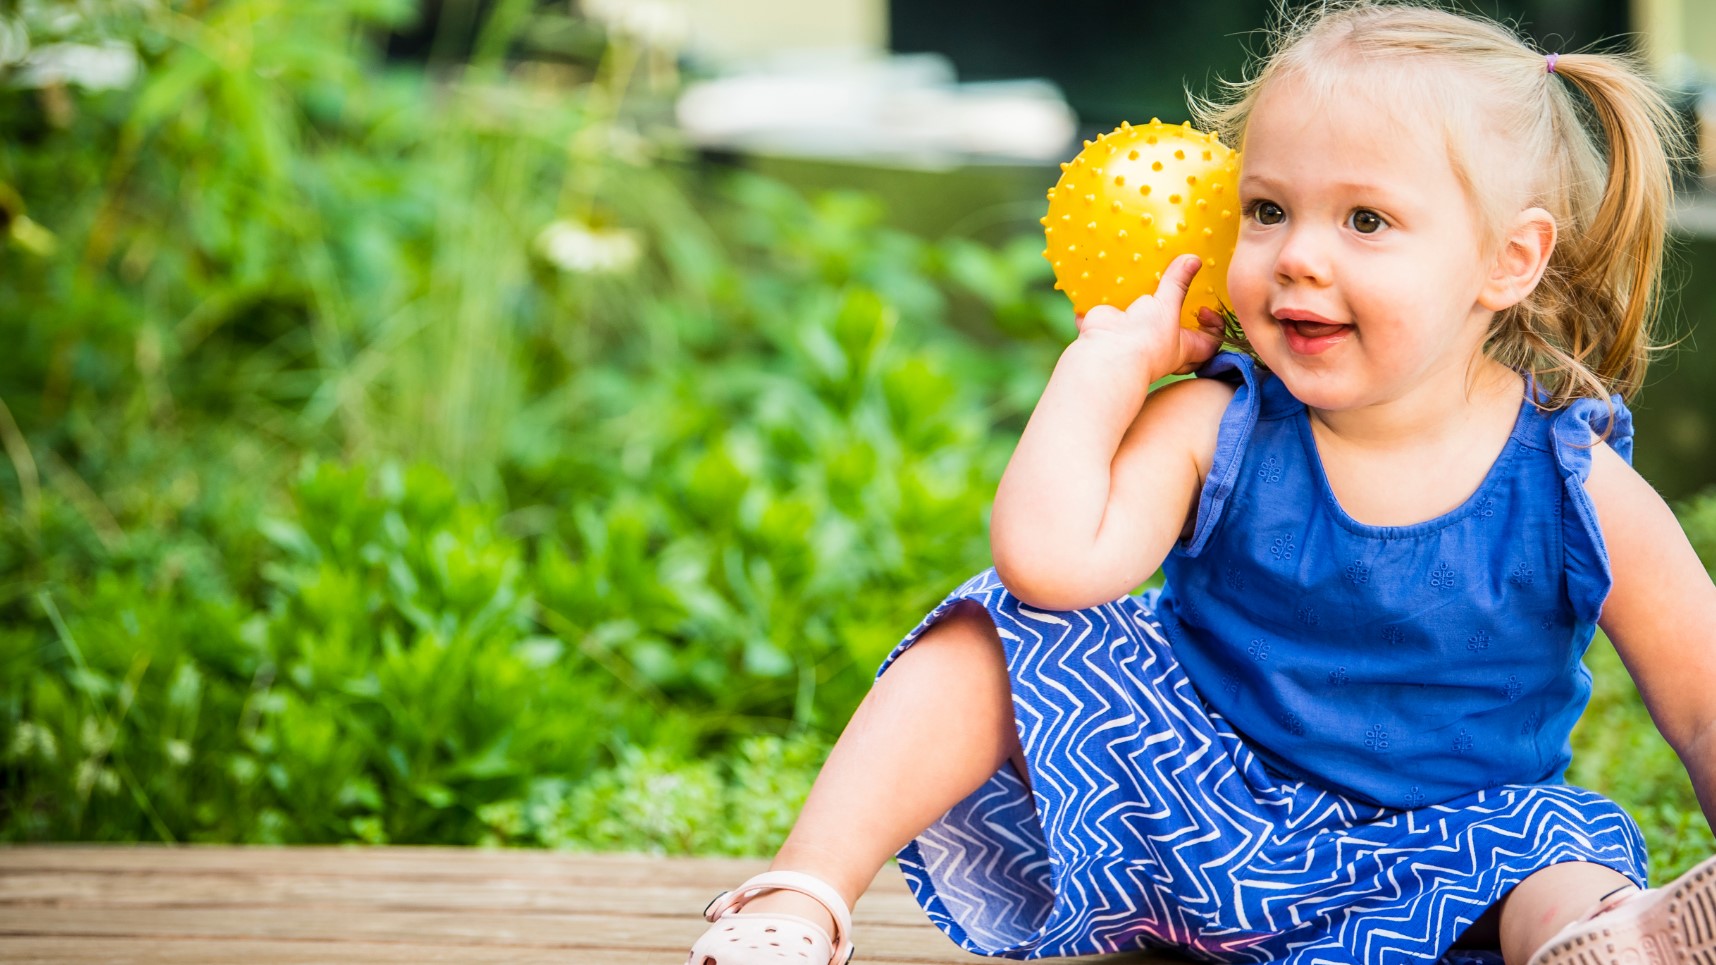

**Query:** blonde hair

left=1191, top=0, right=1685, bottom=407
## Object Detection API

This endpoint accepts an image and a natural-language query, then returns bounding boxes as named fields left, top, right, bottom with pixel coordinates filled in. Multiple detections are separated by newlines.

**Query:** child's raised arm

left=991, top=254, right=1231, bottom=610
left=1587, top=446, right=1716, bottom=826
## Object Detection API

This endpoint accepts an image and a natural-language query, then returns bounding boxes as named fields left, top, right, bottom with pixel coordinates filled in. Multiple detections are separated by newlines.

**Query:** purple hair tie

left=1546, top=52, right=1559, bottom=74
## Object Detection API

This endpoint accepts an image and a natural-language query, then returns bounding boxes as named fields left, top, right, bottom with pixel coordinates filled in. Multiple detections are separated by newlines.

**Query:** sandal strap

left=704, top=870, right=855, bottom=964
left=1578, top=883, right=1645, bottom=922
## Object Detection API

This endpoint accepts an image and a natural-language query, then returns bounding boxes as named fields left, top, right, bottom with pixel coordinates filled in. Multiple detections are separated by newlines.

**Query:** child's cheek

left=1226, top=239, right=1270, bottom=324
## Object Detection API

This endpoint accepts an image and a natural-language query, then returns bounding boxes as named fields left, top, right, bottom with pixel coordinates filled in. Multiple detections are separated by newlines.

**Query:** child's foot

left=688, top=870, right=854, bottom=965
left=1527, top=855, right=1716, bottom=965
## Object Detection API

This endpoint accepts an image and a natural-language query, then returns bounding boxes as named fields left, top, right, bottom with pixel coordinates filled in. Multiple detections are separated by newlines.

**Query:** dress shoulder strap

left=1180, top=351, right=1265, bottom=557
left=1549, top=394, right=1635, bottom=624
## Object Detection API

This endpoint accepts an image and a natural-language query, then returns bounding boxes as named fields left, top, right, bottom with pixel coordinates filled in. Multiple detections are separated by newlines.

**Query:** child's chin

left=1269, top=365, right=1368, bottom=411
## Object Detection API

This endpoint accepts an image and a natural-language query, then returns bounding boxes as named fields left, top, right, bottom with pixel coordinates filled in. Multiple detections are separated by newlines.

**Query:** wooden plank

left=0, top=937, right=1100, bottom=965
left=0, top=846, right=1164, bottom=964
left=0, top=870, right=931, bottom=924
left=0, top=937, right=691, bottom=964
left=0, top=906, right=1009, bottom=961
left=0, top=845, right=764, bottom=883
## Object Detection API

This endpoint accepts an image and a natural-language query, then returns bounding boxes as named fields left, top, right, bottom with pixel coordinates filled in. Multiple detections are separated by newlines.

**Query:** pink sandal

left=687, top=870, right=856, bottom=965
left=1527, top=854, right=1716, bottom=965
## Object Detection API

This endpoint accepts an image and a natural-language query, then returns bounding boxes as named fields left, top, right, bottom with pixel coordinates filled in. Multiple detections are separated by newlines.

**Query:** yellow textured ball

left=1042, top=118, right=1240, bottom=326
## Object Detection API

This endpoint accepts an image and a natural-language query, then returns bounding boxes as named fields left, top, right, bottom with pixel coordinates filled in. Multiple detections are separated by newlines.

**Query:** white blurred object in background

left=7, top=40, right=138, bottom=90
left=536, top=219, right=644, bottom=275
left=683, top=0, right=885, bottom=64
left=675, top=51, right=1077, bottom=169
left=583, top=0, right=690, bottom=51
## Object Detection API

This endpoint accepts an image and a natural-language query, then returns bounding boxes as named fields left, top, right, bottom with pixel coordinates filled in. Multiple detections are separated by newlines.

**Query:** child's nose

left=1273, top=226, right=1333, bottom=286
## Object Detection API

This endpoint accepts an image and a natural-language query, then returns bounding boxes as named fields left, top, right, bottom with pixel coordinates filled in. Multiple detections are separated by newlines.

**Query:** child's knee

left=921, top=599, right=1005, bottom=659
left=891, top=600, right=1011, bottom=696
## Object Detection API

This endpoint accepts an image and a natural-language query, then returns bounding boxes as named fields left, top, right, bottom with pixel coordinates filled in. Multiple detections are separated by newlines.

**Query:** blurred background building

left=669, top=0, right=1706, bottom=165
left=380, top=1, right=1716, bottom=211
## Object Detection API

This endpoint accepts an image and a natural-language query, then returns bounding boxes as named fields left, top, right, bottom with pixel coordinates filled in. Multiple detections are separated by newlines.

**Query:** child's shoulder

left=1581, top=436, right=1650, bottom=509
left=1140, top=372, right=1243, bottom=491
left=1149, top=370, right=1239, bottom=432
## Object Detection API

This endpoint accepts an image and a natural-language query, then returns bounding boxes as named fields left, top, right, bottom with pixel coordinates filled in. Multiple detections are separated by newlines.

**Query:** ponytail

left=1503, top=50, right=1685, bottom=404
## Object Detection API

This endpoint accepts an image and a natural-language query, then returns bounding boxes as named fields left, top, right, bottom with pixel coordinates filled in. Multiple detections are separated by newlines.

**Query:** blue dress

left=877, top=352, right=1648, bottom=963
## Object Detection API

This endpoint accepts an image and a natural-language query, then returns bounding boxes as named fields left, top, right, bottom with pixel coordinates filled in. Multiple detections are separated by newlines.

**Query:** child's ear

left=1478, top=207, right=1556, bottom=312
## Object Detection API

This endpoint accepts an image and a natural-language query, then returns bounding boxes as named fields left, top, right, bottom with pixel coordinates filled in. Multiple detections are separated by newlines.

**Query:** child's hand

left=1073, top=254, right=1226, bottom=378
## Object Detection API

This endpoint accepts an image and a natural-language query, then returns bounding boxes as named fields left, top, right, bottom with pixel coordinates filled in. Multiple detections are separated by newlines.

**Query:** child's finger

left=1150, top=254, right=1203, bottom=310
left=1076, top=303, right=1124, bottom=335
left=1195, top=306, right=1226, bottom=335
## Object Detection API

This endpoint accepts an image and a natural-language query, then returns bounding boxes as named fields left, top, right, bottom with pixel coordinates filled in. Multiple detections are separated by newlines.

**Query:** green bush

left=480, top=733, right=829, bottom=855
left=0, top=0, right=1053, bottom=849
left=3, top=461, right=658, bottom=843
left=1678, top=488, right=1716, bottom=574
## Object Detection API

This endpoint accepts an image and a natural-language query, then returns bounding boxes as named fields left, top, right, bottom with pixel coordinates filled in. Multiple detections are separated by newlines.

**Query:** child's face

left=1227, top=72, right=1501, bottom=413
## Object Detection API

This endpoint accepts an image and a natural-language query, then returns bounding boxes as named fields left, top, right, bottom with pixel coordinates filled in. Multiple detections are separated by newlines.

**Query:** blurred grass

left=0, top=0, right=1712, bottom=882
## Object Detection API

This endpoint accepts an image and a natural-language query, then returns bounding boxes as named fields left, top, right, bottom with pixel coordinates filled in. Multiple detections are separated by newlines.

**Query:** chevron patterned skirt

left=877, top=569, right=1649, bottom=964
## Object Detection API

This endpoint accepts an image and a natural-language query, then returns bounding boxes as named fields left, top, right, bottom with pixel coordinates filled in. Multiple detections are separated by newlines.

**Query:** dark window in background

left=889, top=0, right=1629, bottom=135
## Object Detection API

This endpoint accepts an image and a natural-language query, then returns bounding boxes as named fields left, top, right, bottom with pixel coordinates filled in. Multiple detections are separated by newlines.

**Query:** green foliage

left=0, top=0, right=1053, bottom=849
left=2, top=461, right=667, bottom=843
left=478, top=733, right=829, bottom=855
left=1678, top=487, right=1716, bottom=575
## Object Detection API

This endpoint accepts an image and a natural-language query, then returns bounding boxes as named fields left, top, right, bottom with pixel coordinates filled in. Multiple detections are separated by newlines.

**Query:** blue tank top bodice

left=1157, top=352, right=1633, bottom=810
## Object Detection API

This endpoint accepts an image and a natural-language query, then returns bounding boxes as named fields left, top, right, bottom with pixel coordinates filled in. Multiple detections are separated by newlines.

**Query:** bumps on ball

left=1043, top=119, right=1240, bottom=327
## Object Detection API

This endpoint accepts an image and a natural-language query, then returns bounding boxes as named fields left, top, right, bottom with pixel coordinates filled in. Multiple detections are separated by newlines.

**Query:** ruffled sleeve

left=1551, top=394, right=1634, bottom=625
left=1179, top=351, right=1262, bottom=557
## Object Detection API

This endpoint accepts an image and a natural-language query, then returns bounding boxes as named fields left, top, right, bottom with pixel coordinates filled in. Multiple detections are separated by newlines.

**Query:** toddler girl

left=687, top=2, right=1716, bottom=962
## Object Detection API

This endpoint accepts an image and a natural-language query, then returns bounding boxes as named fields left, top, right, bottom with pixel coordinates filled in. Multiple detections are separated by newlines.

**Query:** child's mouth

left=1280, top=317, right=1351, bottom=355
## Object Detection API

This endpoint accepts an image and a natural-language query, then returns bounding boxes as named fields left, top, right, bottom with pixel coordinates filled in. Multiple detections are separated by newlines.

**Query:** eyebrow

left=1238, top=173, right=1402, bottom=197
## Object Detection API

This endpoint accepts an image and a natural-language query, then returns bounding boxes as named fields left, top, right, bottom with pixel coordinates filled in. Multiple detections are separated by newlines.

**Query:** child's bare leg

left=1496, top=861, right=1635, bottom=962
left=731, top=600, right=1023, bottom=939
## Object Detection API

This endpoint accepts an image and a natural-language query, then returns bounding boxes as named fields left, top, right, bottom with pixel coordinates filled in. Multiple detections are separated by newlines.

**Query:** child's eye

left=1246, top=200, right=1285, bottom=226
left=1349, top=209, right=1386, bottom=234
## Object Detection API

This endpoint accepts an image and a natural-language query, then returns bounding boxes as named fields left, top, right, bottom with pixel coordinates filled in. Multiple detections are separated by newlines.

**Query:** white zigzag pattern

left=883, top=570, right=1647, bottom=964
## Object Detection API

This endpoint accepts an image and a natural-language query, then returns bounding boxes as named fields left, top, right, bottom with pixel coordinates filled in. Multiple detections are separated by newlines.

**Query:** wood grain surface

left=0, top=845, right=1170, bottom=963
